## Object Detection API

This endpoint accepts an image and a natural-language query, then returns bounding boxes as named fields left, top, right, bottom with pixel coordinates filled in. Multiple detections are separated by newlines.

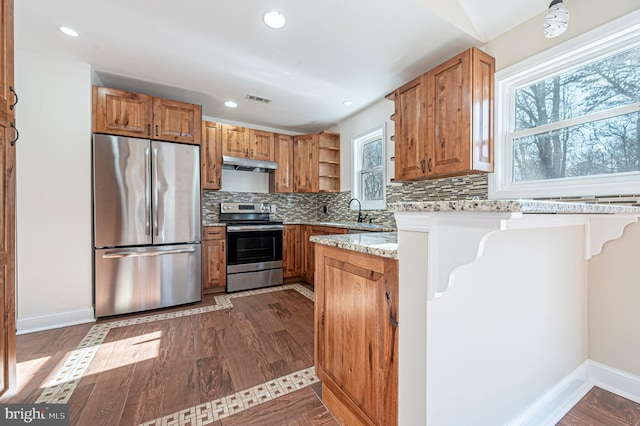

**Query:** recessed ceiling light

left=224, top=100, right=238, bottom=108
left=343, top=100, right=353, bottom=106
left=263, top=11, right=286, bottom=29
left=58, top=26, right=79, bottom=37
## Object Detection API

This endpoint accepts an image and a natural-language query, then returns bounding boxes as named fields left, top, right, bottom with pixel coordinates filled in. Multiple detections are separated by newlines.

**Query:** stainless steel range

left=220, top=202, right=283, bottom=292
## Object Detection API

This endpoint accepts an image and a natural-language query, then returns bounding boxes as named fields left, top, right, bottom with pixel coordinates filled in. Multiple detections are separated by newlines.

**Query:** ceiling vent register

left=246, top=94, right=273, bottom=104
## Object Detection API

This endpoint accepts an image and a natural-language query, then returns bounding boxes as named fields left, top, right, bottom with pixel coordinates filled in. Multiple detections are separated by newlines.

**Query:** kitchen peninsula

left=312, top=200, right=640, bottom=426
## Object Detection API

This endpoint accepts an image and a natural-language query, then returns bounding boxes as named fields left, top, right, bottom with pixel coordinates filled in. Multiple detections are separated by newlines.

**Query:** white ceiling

left=15, top=0, right=549, bottom=133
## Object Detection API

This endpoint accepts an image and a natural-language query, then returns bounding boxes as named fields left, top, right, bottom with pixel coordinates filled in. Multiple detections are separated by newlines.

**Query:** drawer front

left=203, top=226, right=226, bottom=240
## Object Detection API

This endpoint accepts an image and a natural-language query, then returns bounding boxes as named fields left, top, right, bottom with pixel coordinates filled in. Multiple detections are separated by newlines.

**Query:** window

left=490, top=11, right=640, bottom=199
left=352, top=125, right=386, bottom=210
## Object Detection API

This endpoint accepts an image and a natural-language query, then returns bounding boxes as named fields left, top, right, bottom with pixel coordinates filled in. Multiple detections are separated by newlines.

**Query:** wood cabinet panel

left=428, top=51, right=471, bottom=176
left=0, top=108, right=16, bottom=397
left=271, top=134, right=294, bottom=193
left=283, top=225, right=301, bottom=278
left=394, top=76, right=426, bottom=181
left=152, top=98, right=201, bottom=145
left=315, top=245, right=398, bottom=426
left=250, top=129, right=274, bottom=161
left=0, top=0, right=13, bottom=116
left=302, top=226, right=348, bottom=284
left=202, top=226, right=226, bottom=294
left=221, top=125, right=250, bottom=158
left=201, top=121, right=221, bottom=190
left=93, top=86, right=153, bottom=138
left=471, top=50, right=495, bottom=173
left=293, top=134, right=318, bottom=193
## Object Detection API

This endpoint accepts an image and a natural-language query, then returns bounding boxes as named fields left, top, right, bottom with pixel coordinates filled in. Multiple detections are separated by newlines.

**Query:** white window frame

left=489, top=10, right=640, bottom=199
left=351, top=124, right=386, bottom=210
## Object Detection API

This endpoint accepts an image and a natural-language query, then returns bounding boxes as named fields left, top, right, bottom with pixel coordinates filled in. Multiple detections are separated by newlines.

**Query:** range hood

left=222, top=155, right=278, bottom=173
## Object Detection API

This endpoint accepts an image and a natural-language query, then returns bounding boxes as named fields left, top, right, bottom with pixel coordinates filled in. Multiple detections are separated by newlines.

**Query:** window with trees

left=352, top=125, right=385, bottom=210
left=490, top=12, right=640, bottom=199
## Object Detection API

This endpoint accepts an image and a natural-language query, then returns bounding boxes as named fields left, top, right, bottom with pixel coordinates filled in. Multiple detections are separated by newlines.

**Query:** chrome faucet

left=348, top=198, right=368, bottom=223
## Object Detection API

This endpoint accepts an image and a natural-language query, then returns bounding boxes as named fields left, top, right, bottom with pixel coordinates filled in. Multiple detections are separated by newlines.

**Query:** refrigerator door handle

left=102, top=248, right=196, bottom=259
left=152, top=147, right=160, bottom=237
left=145, top=147, right=151, bottom=236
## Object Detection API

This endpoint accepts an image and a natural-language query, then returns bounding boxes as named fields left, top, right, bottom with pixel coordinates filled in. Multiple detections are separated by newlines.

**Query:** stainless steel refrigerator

left=93, top=134, right=201, bottom=317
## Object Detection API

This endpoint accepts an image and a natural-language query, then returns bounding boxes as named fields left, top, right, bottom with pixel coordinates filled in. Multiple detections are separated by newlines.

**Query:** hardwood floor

left=558, top=387, right=640, bottom=426
left=2, top=283, right=640, bottom=425
left=0, top=284, right=337, bottom=425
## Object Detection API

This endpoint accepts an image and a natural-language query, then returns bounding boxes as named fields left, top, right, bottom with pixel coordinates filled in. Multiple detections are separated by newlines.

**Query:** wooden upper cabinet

left=221, top=124, right=250, bottom=158
left=93, top=86, right=153, bottom=138
left=390, top=47, right=494, bottom=181
left=250, top=129, right=274, bottom=161
left=271, top=134, right=294, bottom=193
left=293, top=134, right=319, bottom=193
left=0, top=0, right=13, bottom=116
left=93, top=86, right=202, bottom=144
left=201, top=121, right=221, bottom=190
left=152, top=97, right=201, bottom=145
left=394, top=76, right=426, bottom=181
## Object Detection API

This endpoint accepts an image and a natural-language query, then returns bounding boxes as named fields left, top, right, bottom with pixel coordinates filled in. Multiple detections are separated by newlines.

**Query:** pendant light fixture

left=543, top=0, right=570, bottom=38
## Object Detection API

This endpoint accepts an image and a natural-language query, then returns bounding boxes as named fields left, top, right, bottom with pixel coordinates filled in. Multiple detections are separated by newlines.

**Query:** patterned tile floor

left=32, top=284, right=318, bottom=425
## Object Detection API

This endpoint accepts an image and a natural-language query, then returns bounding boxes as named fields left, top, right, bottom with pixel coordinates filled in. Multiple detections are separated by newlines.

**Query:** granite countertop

left=285, top=221, right=396, bottom=232
left=202, top=222, right=226, bottom=227
left=390, top=200, right=640, bottom=215
left=310, top=232, right=398, bottom=259
left=201, top=220, right=396, bottom=230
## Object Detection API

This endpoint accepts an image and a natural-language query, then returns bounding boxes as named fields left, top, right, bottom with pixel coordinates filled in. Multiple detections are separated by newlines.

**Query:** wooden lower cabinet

left=283, top=225, right=302, bottom=278
left=301, top=226, right=347, bottom=284
left=202, top=226, right=226, bottom=294
left=0, top=108, right=16, bottom=397
left=314, top=244, right=398, bottom=426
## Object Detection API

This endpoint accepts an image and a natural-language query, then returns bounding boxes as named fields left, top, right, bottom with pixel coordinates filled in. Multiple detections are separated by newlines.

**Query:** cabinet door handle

left=420, top=159, right=425, bottom=173
left=427, top=158, right=432, bottom=173
left=147, top=124, right=151, bottom=136
left=10, top=122, right=18, bottom=146
left=9, top=86, right=18, bottom=110
left=221, top=241, right=225, bottom=252
left=155, top=125, right=159, bottom=137
left=251, top=148, right=254, bottom=157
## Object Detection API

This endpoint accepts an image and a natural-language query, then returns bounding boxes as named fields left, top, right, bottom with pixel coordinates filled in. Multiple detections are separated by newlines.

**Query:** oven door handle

left=227, top=225, right=284, bottom=232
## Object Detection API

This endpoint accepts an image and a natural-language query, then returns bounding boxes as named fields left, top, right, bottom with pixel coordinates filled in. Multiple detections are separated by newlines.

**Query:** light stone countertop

left=310, top=232, right=398, bottom=259
left=285, top=221, right=396, bottom=232
left=390, top=199, right=640, bottom=215
left=202, top=222, right=226, bottom=228
left=201, top=220, right=396, bottom=230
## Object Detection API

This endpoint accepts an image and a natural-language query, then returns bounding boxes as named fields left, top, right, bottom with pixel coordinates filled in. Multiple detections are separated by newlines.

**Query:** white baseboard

left=508, top=360, right=640, bottom=426
left=17, top=308, right=95, bottom=334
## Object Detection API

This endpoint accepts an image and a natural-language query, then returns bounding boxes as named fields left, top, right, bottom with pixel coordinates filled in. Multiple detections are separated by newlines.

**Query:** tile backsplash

left=202, top=172, right=640, bottom=227
left=202, top=173, right=489, bottom=227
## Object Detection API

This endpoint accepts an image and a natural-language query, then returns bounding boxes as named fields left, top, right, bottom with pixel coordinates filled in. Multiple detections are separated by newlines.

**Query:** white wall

left=588, top=221, right=640, bottom=377
left=484, top=0, right=639, bottom=71
left=15, top=50, right=94, bottom=333
left=425, top=226, right=588, bottom=425
left=332, top=100, right=395, bottom=192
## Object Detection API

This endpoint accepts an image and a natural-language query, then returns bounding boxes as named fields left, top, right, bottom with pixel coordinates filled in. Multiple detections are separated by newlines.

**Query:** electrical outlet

left=270, top=204, right=277, bottom=213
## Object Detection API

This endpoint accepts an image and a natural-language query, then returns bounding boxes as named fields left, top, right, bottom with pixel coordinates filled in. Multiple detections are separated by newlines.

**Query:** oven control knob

left=260, top=204, right=269, bottom=212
